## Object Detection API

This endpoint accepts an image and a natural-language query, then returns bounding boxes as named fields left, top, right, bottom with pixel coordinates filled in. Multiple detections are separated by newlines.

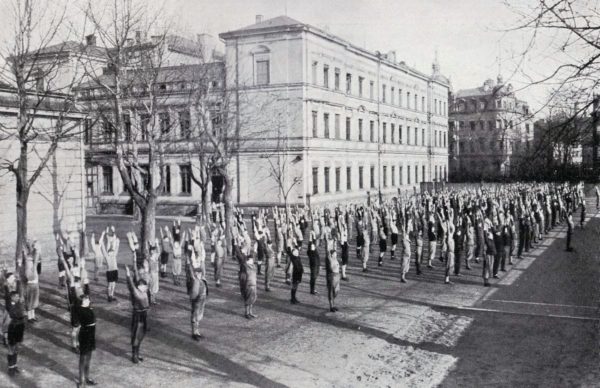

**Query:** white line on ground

left=457, top=306, right=600, bottom=321
left=487, top=299, right=599, bottom=310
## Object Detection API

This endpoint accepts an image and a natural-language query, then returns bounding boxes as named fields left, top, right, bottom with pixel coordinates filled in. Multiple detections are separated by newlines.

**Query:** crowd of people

left=0, top=181, right=591, bottom=386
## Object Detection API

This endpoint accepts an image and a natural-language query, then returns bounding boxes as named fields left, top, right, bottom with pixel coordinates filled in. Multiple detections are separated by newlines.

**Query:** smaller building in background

left=0, top=83, right=85, bottom=256
left=448, top=76, right=534, bottom=181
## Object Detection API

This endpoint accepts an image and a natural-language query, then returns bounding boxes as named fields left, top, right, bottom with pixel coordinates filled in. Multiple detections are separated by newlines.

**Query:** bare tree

left=185, top=63, right=274, bottom=252
left=520, top=87, right=593, bottom=179
left=259, top=109, right=302, bottom=208
left=0, top=0, right=84, bottom=260
left=505, top=0, right=600, bottom=120
left=81, top=0, right=186, bottom=254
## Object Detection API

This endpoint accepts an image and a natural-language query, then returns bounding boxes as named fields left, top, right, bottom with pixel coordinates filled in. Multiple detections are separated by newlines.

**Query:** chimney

left=387, top=50, right=396, bottom=63
left=85, top=34, right=96, bottom=46
left=256, top=14, right=263, bottom=23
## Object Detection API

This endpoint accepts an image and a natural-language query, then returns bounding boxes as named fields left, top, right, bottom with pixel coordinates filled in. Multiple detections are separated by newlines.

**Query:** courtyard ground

left=1, top=199, right=599, bottom=387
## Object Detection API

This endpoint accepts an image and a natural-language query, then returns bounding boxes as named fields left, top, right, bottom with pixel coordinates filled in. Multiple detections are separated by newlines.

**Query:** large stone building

left=220, top=15, right=450, bottom=206
left=0, top=84, right=86, bottom=256
left=448, top=76, right=534, bottom=180
left=40, top=15, right=450, bottom=217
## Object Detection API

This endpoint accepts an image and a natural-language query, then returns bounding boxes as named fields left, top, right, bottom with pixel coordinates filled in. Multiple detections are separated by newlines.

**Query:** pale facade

left=220, top=15, right=450, bottom=206
left=0, top=86, right=85, bottom=256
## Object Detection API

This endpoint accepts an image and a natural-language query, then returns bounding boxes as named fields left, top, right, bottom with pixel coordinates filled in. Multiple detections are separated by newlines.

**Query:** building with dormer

left=448, top=76, right=534, bottom=181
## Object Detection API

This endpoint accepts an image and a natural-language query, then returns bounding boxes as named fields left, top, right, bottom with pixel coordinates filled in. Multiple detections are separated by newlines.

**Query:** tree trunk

left=140, top=195, right=157, bottom=257
left=15, top=187, right=29, bottom=262
left=223, top=173, right=234, bottom=255
left=201, top=187, right=210, bottom=223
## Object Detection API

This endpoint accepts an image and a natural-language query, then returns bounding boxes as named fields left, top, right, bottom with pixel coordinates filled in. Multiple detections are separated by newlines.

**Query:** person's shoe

left=378, top=261, right=383, bottom=267
left=455, top=273, right=461, bottom=277
left=131, top=354, right=139, bottom=364
left=362, top=268, right=368, bottom=273
left=285, top=279, right=291, bottom=285
left=493, top=274, right=499, bottom=279
left=216, top=283, right=222, bottom=288
left=310, top=290, right=319, bottom=295
left=245, top=314, right=252, bottom=319
left=484, top=282, right=491, bottom=287
left=265, top=287, right=271, bottom=292
left=330, top=307, right=336, bottom=312
left=192, top=334, right=202, bottom=341
left=290, top=299, right=297, bottom=305
left=342, top=277, right=349, bottom=281
left=501, top=268, right=506, bottom=272
left=445, top=280, right=453, bottom=285
left=137, top=354, right=144, bottom=362
left=86, top=379, right=97, bottom=386
left=249, top=313, right=257, bottom=319
left=466, top=266, right=472, bottom=270
left=332, top=307, right=338, bottom=312
left=416, top=270, right=422, bottom=275
left=27, top=319, right=35, bottom=324
left=427, top=264, right=434, bottom=269
left=400, top=278, right=406, bottom=283
left=8, top=368, right=16, bottom=377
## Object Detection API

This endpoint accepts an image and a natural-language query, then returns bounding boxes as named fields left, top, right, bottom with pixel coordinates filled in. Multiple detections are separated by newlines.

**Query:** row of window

left=79, top=80, right=221, bottom=99
left=310, top=164, right=448, bottom=195
left=452, top=98, right=529, bottom=115
left=310, top=111, right=448, bottom=148
left=101, top=164, right=193, bottom=195
left=457, top=139, right=531, bottom=154
left=453, top=119, right=531, bottom=133
left=310, top=61, right=447, bottom=115
left=85, top=108, right=222, bottom=144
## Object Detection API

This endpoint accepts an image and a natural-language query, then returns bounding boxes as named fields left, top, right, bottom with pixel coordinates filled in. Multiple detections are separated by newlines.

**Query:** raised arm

left=59, top=254, right=74, bottom=285
left=125, top=266, right=135, bottom=295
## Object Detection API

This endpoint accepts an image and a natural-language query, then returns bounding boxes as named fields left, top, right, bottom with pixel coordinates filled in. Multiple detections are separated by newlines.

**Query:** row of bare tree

left=0, top=0, right=300, bottom=260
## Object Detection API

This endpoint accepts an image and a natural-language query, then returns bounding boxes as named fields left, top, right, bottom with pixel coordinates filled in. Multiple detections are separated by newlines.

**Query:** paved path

left=1, top=202, right=598, bottom=387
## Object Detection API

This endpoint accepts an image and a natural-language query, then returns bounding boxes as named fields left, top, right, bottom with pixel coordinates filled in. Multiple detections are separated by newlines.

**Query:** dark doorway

left=211, top=175, right=224, bottom=203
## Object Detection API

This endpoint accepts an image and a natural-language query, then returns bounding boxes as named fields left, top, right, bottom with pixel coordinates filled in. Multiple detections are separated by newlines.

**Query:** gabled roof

left=225, top=16, right=304, bottom=35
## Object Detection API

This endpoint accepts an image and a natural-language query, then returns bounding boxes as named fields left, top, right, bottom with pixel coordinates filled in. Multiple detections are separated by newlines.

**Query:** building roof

left=226, top=15, right=304, bottom=34
left=33, top=41, right=107, bottom=59
left=220, top=16, right=449, bottom=87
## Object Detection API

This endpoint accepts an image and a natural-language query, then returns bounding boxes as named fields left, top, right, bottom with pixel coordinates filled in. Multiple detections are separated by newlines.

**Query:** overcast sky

left=167, top=0, right=557, bottom=112
left=0, top=0, right=575, bottom=114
